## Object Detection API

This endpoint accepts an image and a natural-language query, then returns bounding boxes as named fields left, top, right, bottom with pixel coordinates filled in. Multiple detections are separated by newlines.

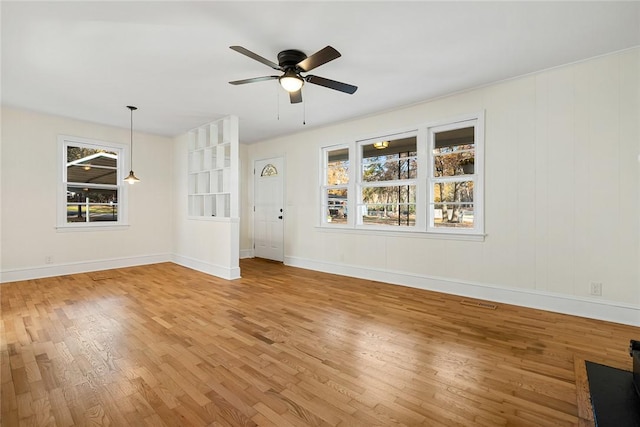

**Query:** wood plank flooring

left=1, top=259, right=638, bottom=426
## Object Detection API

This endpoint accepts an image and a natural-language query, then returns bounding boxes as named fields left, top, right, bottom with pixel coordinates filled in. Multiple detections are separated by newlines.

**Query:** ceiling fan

left=228, top=45, right=358, bottom=104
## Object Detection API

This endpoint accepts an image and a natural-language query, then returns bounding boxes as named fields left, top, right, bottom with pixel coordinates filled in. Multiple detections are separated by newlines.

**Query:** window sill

left=187, top=216, right=238, bottom=223
left=315, top=225, right=486, bottom=241
left=56, top=224, right=130, bottom=232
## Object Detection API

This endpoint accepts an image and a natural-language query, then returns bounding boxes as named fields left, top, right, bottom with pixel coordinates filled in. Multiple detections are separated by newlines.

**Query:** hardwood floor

left=1, top=259, right=638, bottom=426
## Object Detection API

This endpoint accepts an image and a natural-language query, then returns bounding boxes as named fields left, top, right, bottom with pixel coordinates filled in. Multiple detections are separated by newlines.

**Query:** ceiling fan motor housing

left=278, top=50, right=307, bottom=70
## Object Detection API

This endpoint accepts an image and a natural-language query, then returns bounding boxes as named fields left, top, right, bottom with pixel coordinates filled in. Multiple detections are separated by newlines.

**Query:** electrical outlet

left=590, top=282, right=602, bottom=296
left=45, top=256, right=53, bottom=264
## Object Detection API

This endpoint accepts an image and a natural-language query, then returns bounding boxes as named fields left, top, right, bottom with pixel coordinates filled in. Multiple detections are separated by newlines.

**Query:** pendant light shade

left=124, top=170, right=140, bottom=184
left=124, top=105, right=140, bottom=184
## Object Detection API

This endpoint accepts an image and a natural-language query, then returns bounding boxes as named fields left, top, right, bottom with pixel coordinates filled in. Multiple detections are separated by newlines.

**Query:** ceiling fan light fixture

left=229, top=46, right=358, bottom=104
left=279, top=70, right=304, bottom=93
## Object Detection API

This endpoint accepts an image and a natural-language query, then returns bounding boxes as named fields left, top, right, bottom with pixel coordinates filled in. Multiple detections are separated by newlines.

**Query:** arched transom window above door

left=261, top=164, right=278, bottom=177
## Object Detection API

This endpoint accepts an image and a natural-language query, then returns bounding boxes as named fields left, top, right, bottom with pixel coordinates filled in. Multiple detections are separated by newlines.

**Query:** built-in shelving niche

left=187, top=116, right=238, bottom=219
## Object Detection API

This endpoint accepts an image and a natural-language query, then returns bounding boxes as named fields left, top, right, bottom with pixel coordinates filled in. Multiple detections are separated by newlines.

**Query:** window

left=58, top=135, right=128, bottom=228
left=358, top=133, right=418, bottom=228
left=322, top=146, right=349, bottom=224
left=319, top=112, right=484, bottom=237
left=428, top=119, right=482, bottom=233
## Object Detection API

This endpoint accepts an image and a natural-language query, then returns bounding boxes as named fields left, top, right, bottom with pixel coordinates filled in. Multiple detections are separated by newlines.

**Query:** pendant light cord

left=127, top=105, right=137, bottom=171
left=130, top=107, right=134, bottom=171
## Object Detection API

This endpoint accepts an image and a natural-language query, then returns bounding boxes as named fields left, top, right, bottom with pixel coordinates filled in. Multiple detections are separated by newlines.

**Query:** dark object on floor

left=631, top=340, right=640, bottom=399
left=586, top=360, right=640, bottom=427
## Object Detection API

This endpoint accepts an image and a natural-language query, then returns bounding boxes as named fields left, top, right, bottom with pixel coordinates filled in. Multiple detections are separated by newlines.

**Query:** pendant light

left=124, top=105, right=141, bottom=184
left=373, top=140, right=389, bottom=150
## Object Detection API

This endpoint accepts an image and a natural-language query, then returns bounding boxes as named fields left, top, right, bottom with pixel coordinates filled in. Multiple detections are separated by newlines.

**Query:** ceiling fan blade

left=229, top=46, right=282, bottom=71
left=305, top=75, right=358, bottom=94
left=296, top=46, right=341, bottom=72
left=229, top=76, right=279, bottom=85
left=289, top=90, right=302, bottom=104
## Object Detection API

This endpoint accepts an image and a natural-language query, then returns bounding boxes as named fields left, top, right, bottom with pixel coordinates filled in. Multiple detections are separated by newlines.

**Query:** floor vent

left=461, top=299, right=498, bottom=310
left=89, top=271, right=120, bottom=281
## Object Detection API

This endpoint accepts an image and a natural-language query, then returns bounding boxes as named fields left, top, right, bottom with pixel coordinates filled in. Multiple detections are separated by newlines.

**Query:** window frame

left=318, top=111, right=484, bottom=238
left=320, top=144, right=352, bottom=227
left=57, top=135, right=130, bottom=230
left=426, top=114, right=484, bottom=235
left=355, top=130, right=421, bottom=231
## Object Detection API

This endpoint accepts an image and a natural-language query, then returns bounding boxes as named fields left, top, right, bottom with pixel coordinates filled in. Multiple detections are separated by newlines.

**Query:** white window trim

left=355, top=129, right=420, bottom=231
left=57, top=135, right=130, bottom=230
left=318, top=111, right=485, bottom=239
left=320, top=143, right=352, bottom=228
left=426, top=113, right=484, bottom=235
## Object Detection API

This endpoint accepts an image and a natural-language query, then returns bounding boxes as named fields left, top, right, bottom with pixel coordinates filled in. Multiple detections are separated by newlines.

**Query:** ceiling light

left=373, top=141, right=389, bottom=150
left=124, top=105, right=141, bottom=185
left=279, top=69, right=304, bottom=93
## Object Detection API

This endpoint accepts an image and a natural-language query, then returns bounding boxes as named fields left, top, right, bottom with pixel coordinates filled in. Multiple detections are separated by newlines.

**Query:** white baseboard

left=0, top=254, right=172, bottom=283
left=172, top=254, right=241, bottom=280
left=6, top=252, right=636, bottom=326
left=1, top=253, right=241, bottom=283
left=285, top=256, right=640, bottom=327
left=240, top=249, right=254, bottom=259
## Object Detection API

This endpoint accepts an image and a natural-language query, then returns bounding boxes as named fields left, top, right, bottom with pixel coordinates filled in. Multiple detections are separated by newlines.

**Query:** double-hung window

left=58, top=135, right=128, bottom=228
left=320, top=112, right=484, bottom=237
left=428, top=118, right=483, bottom=233
left=321, top=145, right=349, bottom=224
left=357, top=132, right=418, bottom=228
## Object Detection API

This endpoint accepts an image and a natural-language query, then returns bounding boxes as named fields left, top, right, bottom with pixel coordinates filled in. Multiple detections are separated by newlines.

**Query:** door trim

left=252, top=156, right=285, bottom=262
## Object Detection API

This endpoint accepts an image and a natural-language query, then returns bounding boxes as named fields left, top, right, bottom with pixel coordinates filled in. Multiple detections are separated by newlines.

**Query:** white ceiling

left=2, top=1, right=639, bottom=144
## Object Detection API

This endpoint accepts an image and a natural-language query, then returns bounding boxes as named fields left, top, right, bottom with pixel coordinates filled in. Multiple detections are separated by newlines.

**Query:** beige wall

left=171, top=132, right=239, bottom=279
left=0, top=108, right=174, bottom=278
left=241, top=48, right=640, bottom=313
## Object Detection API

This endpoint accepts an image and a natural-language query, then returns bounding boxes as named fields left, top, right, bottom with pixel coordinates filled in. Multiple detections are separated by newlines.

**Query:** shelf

left=187, top=116, right=237, bottom=219
left=188, top=194, right=231, bottom=217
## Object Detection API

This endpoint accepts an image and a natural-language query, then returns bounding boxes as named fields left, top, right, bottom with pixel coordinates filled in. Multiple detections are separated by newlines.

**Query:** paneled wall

left=242, top=48, right=640, bottom=323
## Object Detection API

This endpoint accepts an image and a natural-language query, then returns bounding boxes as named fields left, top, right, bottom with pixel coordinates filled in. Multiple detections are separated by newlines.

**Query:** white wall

left=0, top=108, right=174, bottom=281
left=242, top=48, right=640, bottom=325
left=171, top=131, right=240, bottom=280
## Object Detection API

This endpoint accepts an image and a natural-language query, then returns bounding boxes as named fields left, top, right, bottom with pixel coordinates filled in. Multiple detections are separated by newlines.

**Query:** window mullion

left=431, top=176, right=475, bottom=184
left=361, top=178, right=417, bottom=188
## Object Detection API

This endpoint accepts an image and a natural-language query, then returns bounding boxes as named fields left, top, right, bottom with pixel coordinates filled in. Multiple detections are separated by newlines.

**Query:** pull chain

left=276, top=83, right=280, bottom=121
left=303, top=90, right=306, bottom=125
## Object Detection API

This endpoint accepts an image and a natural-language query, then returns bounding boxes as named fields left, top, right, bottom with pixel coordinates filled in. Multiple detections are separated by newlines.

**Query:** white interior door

left=254, top=157, right=284, bottom=262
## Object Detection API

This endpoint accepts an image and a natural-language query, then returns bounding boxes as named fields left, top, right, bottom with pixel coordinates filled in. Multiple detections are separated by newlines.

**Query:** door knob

left=278, top=216, right=283, bottom=219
